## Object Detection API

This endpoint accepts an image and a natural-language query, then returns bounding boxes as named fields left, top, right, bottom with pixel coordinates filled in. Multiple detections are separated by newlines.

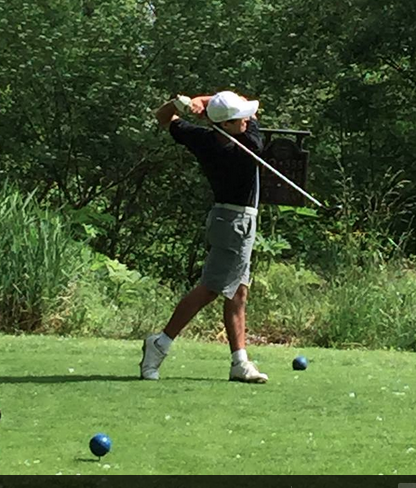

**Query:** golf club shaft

left=213, top=125, right=324, bottom=208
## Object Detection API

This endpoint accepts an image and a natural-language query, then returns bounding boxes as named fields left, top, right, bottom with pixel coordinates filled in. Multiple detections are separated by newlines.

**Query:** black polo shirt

left=169, top=118, right=264, bottom=207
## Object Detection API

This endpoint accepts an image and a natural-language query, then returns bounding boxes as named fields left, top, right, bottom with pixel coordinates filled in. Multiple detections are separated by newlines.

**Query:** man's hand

left=155, top=95, right=212, bottom=128
left=189, top=96, right=212, bottom=118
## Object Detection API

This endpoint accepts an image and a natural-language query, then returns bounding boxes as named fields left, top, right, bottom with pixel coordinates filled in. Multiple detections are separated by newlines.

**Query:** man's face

left=220, top=117, right=249, bottom=135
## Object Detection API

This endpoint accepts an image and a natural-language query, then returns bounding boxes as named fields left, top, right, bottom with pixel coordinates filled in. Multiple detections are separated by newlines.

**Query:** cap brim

left=231, top=100, right=259, bottom=120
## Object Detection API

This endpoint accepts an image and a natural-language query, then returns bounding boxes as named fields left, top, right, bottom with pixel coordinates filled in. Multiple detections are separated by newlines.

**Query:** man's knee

left=232, top=285, right=248, bottom=305
left=205, top=289, right=218, bottom=303
left=197, top=285, right=218, bottom=305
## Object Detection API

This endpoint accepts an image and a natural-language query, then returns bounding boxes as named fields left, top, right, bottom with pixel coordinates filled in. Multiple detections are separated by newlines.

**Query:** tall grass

left=0, top=183, right=175, bottom=336
left=316, top=264, right=416, bottom=350
left=240, top=261, right=416, bottom=351
left=0, top=185, right=74, bottom=332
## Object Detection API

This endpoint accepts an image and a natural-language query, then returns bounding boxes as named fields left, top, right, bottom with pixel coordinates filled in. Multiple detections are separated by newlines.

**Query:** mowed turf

left=1, top=335, right=416, bottom=475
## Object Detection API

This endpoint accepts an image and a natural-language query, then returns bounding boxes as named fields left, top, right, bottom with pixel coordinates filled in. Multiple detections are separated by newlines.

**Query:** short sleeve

left=169, top=119, right=210, bottom=153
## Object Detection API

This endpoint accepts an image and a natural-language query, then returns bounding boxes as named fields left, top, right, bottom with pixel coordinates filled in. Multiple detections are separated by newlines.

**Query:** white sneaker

left=229, top=360, right=268, bottom=384
left=140, top=334, right=167, bottom=380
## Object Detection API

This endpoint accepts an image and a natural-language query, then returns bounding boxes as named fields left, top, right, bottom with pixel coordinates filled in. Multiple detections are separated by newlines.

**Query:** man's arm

left=155, top=95, right=213, bottom=129
left=190, top=95, right=212, bottom=117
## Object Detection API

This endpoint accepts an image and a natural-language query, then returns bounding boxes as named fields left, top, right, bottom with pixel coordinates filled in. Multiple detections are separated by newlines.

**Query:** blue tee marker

left=292, top=356, right=308, bottom=371
left=89, top=433, right=112, bottom=458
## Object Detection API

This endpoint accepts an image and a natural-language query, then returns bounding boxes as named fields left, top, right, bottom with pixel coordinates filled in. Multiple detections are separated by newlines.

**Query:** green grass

left=1, top=335, right=416, bottom=475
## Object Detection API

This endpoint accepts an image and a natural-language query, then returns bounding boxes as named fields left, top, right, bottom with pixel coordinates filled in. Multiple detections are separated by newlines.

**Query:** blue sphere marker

left=292, top=356, right=308, bottom=371
left=89, top=433, right=112, bottom=458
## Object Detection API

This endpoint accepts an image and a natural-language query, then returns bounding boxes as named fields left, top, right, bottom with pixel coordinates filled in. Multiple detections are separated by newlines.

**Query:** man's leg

left=164, top=284, right=218, bottom=339
left=140, top=284, right=217, bottom=380
left=225, top=284, right=268, bottom=383
left=223, top=283, right=247, bottom=352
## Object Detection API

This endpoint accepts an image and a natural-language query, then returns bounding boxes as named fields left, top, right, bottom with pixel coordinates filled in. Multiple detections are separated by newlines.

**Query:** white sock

left=155, top=332, right=173, bottom=354
left=232, top=349, right=248, bottom=365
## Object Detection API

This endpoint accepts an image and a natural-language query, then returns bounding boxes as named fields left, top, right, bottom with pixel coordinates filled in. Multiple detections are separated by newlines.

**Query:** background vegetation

left=1, top=0, right=416, bottom=349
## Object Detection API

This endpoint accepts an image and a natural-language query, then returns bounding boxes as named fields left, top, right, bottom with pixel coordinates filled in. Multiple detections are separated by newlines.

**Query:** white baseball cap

left=206, top=91, right=259, bottom=123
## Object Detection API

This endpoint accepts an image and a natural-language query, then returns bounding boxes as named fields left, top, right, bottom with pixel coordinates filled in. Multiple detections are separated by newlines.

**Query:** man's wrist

left=196, top=95, right=212, bottom=108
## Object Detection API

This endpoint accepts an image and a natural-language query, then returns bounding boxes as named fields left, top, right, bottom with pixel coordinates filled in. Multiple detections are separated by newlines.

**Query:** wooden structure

left=259, top=129, right=311, bottom=206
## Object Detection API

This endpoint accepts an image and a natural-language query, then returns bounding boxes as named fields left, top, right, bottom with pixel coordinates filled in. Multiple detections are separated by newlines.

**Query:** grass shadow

left=74, top=457, right=100, bottom=463
left=0, top=375, right=139, bottom=384
left=0, top=375, right=229, bottom=384
left=164, top=376, right=229, bottom=382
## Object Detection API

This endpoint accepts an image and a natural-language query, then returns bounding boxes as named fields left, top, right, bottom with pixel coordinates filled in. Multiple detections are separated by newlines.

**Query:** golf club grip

left=213, top=125, right=323, bottom=208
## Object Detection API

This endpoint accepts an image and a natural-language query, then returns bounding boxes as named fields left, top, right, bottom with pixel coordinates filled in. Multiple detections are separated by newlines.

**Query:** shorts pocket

left=233, top=216, right=252, bottom=238
left=208, top=215, right=252, bottom=252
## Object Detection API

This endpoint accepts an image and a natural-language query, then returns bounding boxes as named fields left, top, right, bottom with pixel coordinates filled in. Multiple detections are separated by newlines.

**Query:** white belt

left=214, top=203, right=258, bottom=216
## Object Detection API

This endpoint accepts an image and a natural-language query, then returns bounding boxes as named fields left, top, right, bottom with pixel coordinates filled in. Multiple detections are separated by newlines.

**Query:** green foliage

left=253, top=231, right=292, bottom=268
left=0, top=0, right=173, bottom=267
left=247, top=263, right=323, bottom=345
left=1, top=0, right=416, bottom=350
left=58, top=248, right=175, bottom=338
left=0, top=183, right=174, bottom=336
left=318, top=264, right=416, bottom=350
left=2, top=0, right=416, bottom=279
left=2, top=181, right=416, bottom=351
left=0, top=183, right=75, bottom=331
left=253, top=163, right=415, bottom=283
left=243, top=260, right=416, bottom=352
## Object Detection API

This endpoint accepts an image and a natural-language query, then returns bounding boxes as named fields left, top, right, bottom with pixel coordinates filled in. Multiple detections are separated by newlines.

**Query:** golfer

left=140, top=91, right=268, bottom=383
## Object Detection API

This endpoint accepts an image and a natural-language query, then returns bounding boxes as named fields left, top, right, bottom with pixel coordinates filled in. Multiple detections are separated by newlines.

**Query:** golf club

left=213, top=124, right=341, bottom=212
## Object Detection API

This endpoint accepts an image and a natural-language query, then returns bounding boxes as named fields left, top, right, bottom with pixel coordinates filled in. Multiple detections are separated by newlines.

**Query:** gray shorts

left=201, top=205, right=257, bottom=300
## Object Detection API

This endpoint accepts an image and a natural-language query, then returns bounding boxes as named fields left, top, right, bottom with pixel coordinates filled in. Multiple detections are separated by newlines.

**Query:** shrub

left=49, top=249, right=176, bottom=339
left=247, top=262, right=325, bottom=345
